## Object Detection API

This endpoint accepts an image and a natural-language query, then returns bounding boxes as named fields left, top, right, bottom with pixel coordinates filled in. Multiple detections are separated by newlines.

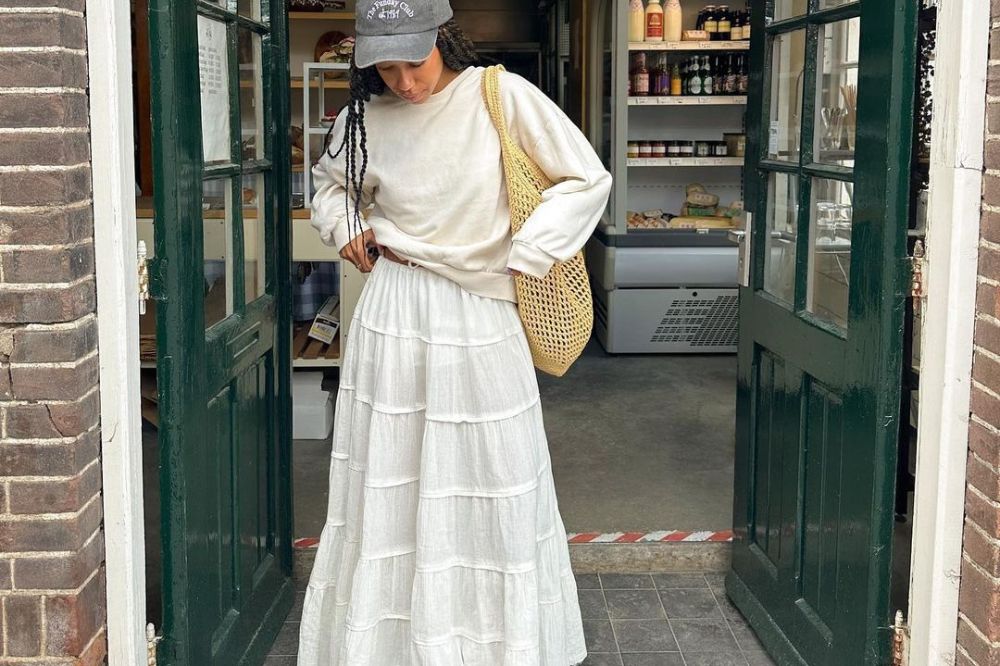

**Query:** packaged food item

left=639, top=141, right=653, bottom=158
left=628, top=0, right=646, bottom=42
left=724, top=133, right=746, bottom=157
left=696, top=141, right=713, bottom=157
left=627, top=141, right=640, bottom=158
left=645, top=0, right=664, bottom=42
left=713, top=141, right=730, bottom=157
left=651, top=141, right=667, bottom=158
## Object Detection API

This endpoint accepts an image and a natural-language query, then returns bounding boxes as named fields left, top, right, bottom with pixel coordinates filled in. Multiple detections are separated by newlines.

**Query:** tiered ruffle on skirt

left=297, top=259, right=586, bottom=665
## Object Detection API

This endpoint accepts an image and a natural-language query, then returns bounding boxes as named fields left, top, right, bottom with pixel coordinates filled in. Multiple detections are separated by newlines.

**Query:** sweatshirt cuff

left=507, top=241, right=557, bottom=279
left=330, top=218, right=372, bottom=252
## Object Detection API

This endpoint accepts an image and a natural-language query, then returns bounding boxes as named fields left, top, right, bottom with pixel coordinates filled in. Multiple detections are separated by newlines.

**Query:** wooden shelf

left=628, top=95, right=747, bottom=106
left=292, top=323, right=341, bottom=368
left=291, top=77, right=350, bottom=90
left=288, top=11, right=354, bottom=20
left=629, top=40, right=750, bottom=52
left=627, top=157, right=744, bottom=167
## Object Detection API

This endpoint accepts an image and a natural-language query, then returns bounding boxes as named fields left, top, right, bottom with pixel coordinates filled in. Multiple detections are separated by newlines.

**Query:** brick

left=0, top=131, right=90, bottom=167
left=977, top=318, right=1000, bottom=359
left=990, top=65, right=1000, bottom=99
left=4, top=403, right=63, bottom=439
left=0, top=559, right=11, bottom=590
left=0, top=280, right=96, bottom=325
left=969, top=484, right=1000, bottom=543
left=973, top=417, right=1000, bottom=472
left=972, top=386, right=1000, bottom=434
left=0, top=495, right=101, bottom=552
left=983, top=246, right=1000, bottom=285
left=10, top=353, right=97, bottom=400
left=0, top=480, right=6, bottom=511
left=984, top=209, right=1000, bottom=247
left=0, top=52, right=87, bottom=90
left=14, top=530, right=103, bottom=590
left=0, top=429, right=99, bottom=477
left=44, top=567, right=105, bottom=657
left=979, top=281, right=1000, bottom=321
left=985, top=172, right=1000, bottom=209
left=990, top=102, right=1000, bottom=137
left=0, top=167, right=91, bottom=207
left=1, top=243, right=94, bottom=283
left=7, top=318, right=97, bottom=363
left=970, top=452, right=1000, bottom=500
left=0, top=93, right=89, bottom=129
left=956, top=618, right=1000, bottom=666
left=0, top=14, right=85, bottom=49
left=5, top=595, right=42, bottom=657
left=966, top=520, right=1000, bottom=579
left=78, top=629, right=108, bottom=666
left=0, top=0, right=84, bottom=9
left=976, top=350, right=1000, bottom=396
left=960, top=556, right=1000, bottom=643
left=955, top=650, right=976, bottom=666
left=8, top=461, right=100, bottom=515
left=0, top=361, right=10, bottom=398
left=0, top=206, right=93, bottom=245
left=46, top=389, right=100, bottom=436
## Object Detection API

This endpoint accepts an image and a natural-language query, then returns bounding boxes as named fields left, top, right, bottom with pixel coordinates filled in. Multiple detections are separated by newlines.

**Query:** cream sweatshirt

left=311, top=66, right=612, bottom=302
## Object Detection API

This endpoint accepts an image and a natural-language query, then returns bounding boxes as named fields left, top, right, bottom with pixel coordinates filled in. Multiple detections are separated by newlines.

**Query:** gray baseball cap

left=354, top=0, right=454, bottom=69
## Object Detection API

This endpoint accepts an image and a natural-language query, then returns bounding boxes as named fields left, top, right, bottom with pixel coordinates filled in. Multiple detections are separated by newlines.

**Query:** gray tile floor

left=265, top=571, right=775, bottom=665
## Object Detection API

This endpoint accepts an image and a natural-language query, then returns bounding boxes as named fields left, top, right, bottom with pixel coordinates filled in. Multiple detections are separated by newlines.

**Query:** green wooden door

left=727, top=1, right=916, bottom=664
left=147, top=0, right=294, bottom=663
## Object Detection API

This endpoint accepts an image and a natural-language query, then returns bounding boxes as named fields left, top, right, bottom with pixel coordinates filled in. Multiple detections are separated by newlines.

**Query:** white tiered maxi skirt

left=297, top=259, right=587, bottom=666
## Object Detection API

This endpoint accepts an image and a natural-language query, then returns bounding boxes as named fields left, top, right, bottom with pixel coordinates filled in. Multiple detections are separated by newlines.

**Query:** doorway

left=116, top=0, right=929, bottom=664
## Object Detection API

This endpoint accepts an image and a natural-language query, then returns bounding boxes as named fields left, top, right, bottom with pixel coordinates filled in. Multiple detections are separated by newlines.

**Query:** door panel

left=148, top=0, right=293, bottom=663
left=728, top=1, right=916, bottom=664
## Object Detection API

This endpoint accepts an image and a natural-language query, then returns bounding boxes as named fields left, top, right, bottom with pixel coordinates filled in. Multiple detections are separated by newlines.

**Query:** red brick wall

left=961, top=7, right=1000, bottom=665
left=0, top=0, right=106, bottom=663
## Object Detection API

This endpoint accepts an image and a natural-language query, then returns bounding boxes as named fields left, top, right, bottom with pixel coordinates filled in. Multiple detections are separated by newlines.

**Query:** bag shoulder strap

left=481, top=64, right=514, bottom=151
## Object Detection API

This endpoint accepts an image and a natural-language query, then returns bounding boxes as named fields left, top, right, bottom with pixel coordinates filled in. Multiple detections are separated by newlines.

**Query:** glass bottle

left=632, top=52, right=650, bottom=96
left=717, top=5, right=732, bottom=41
left=701, top=56, right=714, bottom=96
left=645, top=0, right=664, bottom=42
left=703, top=6, right=718, bottom=41
left=730, top=10, right=742, bottom=40
left=687, top=56, right=703, bottom=95
left=650, top=53, right=664, bottom=96
left=664, top=0, right=683, bottom=43
left=724, top=54, right=737, bottom=94
left=742, top=2, right=751, bottom=40
left=713, top=55, right=725, bottom=95
left=628, top=0, right=646, bottom=43
left=670, top=62, right=682, bottom=96
left=737, top=53, right=749, bottom=94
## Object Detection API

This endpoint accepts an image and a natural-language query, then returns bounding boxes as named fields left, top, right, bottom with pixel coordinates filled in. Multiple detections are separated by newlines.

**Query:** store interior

left=131, top=0, right=930, bottom=641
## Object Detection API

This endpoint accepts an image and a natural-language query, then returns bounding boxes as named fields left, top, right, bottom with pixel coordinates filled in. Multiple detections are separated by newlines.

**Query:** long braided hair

left=325, top=19, right=480, bottom=244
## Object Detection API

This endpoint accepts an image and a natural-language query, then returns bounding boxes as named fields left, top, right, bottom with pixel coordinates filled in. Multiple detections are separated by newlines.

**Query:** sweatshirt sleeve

left=500, top=73, right=613, bottom=279
left=311, top=112, right=378, bottom=251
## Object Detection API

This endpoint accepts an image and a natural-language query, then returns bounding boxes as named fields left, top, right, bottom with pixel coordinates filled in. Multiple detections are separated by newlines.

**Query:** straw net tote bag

left=481, top=65, right=593, bottom=377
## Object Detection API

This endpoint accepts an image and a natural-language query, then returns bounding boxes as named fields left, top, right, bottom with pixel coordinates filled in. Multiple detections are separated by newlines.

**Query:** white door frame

left=907, top=1, right=989, bottom=663
left=87, top=1, right=987, bottom=665
left=87, top=0, right=147, bottom=663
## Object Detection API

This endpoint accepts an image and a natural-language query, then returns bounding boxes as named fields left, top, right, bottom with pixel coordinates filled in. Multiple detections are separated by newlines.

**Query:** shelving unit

left=586, top=2, right=748, bottom=355
left=627, top=95, right=746, bottom=106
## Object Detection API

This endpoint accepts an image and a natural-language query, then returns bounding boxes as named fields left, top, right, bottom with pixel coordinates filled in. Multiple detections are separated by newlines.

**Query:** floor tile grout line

left=705, top=572, right=754, bottom=663
left=599, top=574, right=624, bottom=660
left=655, top=573, right=689, bottom=666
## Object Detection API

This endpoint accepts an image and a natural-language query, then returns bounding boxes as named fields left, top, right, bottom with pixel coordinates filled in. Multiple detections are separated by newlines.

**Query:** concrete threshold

left=569, top=542, right=732, bottom=573
left=292, top=542, right=733, bottom=585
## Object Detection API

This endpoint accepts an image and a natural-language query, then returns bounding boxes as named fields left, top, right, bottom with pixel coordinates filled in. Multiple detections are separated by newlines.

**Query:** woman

left=298, top=1, right=612, bottom=663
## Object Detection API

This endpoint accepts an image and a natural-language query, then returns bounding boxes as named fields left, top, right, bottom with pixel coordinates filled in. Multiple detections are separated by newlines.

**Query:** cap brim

left=354, top=29, right=437, bottom=69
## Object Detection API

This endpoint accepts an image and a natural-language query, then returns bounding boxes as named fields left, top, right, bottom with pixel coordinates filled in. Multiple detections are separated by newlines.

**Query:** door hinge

left=892, top=610, right=909, bottom=666
left=146, top=622, right=161, bottom=666
left=910, top=239, right=926, bottom=309
left=138, top=241, right=150, bottom=315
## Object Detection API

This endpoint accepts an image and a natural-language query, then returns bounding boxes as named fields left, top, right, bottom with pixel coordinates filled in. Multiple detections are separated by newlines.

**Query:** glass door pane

left=763, top=172, right=799, bottom=306
left=242, top=173, right=267, bottom=302
left=807, top=178, right=853, bottom=329
left=768, top=30, right=806, bottom=163
left=815, top=18, right=860, bottom=166
left=198, top=15, right=232, bottom=165
left=773, top=0, right=808, bottom=21
left=203, top=178, right=235, bottom=328
left=239, top=28, right=265, bottom=161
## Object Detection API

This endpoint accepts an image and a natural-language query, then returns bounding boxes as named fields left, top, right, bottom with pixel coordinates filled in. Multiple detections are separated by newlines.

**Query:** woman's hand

left=507, top=268, right=522, bottom=277
left=340, top=229, right=381, bottom=273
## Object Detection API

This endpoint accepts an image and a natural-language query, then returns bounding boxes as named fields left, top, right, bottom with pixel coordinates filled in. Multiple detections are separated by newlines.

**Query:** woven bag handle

left=481, top=65, right=516, bottom=155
